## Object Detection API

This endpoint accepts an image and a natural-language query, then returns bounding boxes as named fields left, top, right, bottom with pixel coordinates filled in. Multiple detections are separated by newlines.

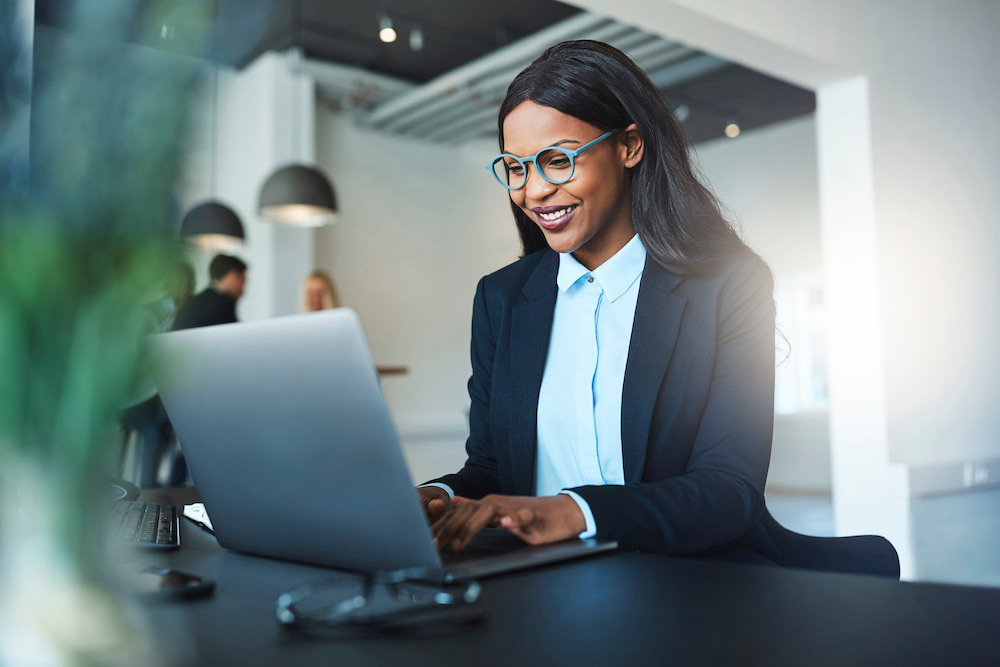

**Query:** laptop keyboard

left=110, top=501, right=179, bottom=549
left=440, top=528, right=530, bottom=563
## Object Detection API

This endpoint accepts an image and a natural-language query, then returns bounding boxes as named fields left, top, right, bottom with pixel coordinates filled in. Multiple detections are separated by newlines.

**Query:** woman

left=420, top=41, right=777, bottom=564
left=301, top=269, right=340, bottom=312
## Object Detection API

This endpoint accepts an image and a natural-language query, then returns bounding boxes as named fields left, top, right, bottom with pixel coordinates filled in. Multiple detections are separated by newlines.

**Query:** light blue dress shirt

left=537, top=234, right=645, bottom=537
left=426, top=235, right=645, bottom=539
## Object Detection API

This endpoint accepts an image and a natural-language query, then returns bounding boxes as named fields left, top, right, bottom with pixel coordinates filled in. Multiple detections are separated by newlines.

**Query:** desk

left=140, top=488, right=1000, bottom=666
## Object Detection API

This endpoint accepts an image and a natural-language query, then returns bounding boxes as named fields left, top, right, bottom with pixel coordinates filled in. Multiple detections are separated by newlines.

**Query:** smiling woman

left=416, top=40, right=778, bottom=564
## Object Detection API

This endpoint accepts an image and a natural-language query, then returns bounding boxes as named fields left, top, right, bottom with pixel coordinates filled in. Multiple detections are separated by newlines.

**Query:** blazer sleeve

left=427, top=277, right=503, bottom=498
left=572, top=256, right=776, bottom=554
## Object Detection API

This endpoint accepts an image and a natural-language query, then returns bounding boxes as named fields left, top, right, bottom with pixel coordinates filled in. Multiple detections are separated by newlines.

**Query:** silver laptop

left=150, top=309, right=615, bottom=577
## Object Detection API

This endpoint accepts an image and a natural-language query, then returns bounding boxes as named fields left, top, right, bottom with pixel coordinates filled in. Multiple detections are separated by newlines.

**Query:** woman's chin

left=540, top=230, right=582, bottom=255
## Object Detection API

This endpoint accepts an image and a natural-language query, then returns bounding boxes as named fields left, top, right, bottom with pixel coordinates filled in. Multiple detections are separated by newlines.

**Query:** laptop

left=149, top=309, right=616, bottom=577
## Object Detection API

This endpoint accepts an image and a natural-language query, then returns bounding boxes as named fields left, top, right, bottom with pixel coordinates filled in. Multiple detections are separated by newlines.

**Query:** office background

left=33, top=0, right=997, bottom=586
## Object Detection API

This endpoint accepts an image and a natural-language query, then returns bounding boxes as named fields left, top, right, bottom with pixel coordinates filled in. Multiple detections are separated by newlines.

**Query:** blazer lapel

left=621, top=257, right=686, bottom=483
left=508, top=250, right=558, bottom=496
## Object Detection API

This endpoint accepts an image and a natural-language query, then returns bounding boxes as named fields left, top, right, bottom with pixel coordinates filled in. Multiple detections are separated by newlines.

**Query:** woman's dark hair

left=498, top=40, right=749, bottom=275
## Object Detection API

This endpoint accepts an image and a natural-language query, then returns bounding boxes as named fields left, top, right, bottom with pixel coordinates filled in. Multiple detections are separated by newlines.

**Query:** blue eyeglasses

left=486, top=130, right=617, bottom=190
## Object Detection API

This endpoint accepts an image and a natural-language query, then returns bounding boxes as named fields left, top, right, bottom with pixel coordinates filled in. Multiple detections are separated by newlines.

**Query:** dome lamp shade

left=258, top=164, right=338, bottom=227
left=179, top=200, right=245, bottom=251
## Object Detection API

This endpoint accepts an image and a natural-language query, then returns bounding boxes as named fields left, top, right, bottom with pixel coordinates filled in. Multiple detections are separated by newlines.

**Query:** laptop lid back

left=150, top=309, right=441, bottom=573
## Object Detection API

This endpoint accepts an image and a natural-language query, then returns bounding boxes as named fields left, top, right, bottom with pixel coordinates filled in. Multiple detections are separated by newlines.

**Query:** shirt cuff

left=419, top=482, right=454, bottom=499
left=559, top=490, right=597, bottom=539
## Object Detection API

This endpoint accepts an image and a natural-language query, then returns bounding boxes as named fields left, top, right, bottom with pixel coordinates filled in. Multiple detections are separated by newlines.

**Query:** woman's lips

left=533, top=205, right=578, bottom=231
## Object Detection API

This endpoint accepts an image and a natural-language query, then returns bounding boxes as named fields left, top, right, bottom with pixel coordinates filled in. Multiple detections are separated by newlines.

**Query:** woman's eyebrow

left=503, top=138, right=581, bottom=158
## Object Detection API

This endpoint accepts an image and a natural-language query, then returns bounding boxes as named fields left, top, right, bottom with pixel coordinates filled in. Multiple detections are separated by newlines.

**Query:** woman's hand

left=417, top=485, right=455, bottom=523
left=430, top=494, right=587, bottom=552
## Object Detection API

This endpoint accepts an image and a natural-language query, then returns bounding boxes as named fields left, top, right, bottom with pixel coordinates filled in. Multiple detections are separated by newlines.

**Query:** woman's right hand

left=417, top=485, right=455, bottom=524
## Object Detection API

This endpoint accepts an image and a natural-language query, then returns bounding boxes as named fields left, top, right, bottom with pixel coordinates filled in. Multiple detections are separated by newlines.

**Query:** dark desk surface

left=137, top=488, right=1000, bottom=666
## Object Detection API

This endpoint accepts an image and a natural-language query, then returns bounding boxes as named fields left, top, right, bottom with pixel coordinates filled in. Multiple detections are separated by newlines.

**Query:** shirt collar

left=556, top=235, right=646, bottom=302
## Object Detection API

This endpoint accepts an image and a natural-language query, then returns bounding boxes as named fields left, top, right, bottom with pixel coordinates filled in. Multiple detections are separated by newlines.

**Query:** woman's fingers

left=416, top=486, right=454, bottom=523
left=432, top=495, right=501, bottom=551
left=431, top=495, right=584, bottom=551
left=425, top=498, right=449, bottom=522
left=452, top=499, right=503, bottom=551
left=498, top=507, right=543, bottom=542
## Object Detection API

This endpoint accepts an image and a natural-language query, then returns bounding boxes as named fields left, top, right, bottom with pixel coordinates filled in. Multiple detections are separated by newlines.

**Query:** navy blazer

left=434, top=248, right=778, bottom=558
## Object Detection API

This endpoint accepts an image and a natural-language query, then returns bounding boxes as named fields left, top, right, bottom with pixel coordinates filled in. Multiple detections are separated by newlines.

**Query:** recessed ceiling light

left=410, top=25, right=424, bottom=51
left=378, top=13, right=396, bottom=43
left=725, top=122, right=741, bottom=138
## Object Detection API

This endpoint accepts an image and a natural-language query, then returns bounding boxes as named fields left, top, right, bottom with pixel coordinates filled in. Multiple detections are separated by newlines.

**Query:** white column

left=815, top=77, right=912, bottom=576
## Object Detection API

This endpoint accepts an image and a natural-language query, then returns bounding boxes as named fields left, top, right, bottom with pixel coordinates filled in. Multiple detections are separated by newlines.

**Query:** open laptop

left=149, top=309, right=615, bottom=578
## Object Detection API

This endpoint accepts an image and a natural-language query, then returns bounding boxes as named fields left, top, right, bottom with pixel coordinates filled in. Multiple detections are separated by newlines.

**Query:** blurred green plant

left=0, top=0, right=213, bottom=662
left=1, top=0, right=212, bottom=558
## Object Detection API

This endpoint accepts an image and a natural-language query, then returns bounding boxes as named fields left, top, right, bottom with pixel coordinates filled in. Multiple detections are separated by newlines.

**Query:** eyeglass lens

left=492, top=147, right=574, bottom=189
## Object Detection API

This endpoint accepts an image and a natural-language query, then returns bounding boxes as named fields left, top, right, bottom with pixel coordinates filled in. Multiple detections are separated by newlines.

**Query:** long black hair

left=499, top=40, right=749, bottom=275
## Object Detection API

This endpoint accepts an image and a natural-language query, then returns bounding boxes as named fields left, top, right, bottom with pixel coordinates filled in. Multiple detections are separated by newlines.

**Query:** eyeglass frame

left=485, top=129, right=619, bottom=190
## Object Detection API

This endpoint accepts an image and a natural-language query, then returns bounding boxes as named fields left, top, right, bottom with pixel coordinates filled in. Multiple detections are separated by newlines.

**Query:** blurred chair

left=762, top=506, right=900, bottom=579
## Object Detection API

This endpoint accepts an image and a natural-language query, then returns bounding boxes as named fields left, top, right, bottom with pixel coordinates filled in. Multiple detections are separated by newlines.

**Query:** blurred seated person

left=172, top=254, right=247, bottom=331
left=120, top=260, right=194, bottom=487
left=301, top=269, right=340, bottom=312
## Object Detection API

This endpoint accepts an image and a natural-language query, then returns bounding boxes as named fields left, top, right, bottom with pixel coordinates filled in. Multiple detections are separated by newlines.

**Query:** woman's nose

left=524, top=164, right=557, bottom=200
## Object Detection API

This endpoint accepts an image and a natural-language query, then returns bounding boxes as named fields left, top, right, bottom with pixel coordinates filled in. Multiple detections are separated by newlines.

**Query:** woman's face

left=502, top=101, right=642, bottom=270
left=305, top=277, right=327, bottom=311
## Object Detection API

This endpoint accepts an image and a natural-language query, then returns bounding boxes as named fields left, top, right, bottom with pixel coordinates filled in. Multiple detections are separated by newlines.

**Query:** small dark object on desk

left=126, top=564, right=216, bottom=602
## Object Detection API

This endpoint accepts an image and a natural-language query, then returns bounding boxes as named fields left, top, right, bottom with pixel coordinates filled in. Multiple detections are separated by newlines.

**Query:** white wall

left=313, top=108, right=521, bottom=461
left=694, top=116, right=821, bottom=275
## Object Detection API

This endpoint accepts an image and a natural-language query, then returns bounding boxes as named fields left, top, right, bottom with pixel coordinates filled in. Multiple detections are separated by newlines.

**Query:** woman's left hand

left=430, top=494, right=587, bottom=552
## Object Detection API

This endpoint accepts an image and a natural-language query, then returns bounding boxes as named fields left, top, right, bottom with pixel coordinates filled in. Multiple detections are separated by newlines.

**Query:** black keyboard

left=110, top=501, right=180, bottom=549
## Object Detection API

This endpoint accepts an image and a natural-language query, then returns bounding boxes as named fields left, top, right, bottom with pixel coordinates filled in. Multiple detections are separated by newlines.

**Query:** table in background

left=138, top=488, right=1000, bottom=666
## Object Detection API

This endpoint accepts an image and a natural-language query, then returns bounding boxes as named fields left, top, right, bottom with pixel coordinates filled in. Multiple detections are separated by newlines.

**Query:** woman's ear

left=620, top=123, right=644, bottom=168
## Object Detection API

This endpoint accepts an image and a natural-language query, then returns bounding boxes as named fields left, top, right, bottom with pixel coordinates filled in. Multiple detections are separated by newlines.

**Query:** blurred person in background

left=301, top=269, right=340, bottom=312
left=172, top=254, right=247, bottom=331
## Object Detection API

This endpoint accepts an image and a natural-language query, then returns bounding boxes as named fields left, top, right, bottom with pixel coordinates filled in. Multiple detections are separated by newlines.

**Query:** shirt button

left=587, top=276, right=594, bottom=283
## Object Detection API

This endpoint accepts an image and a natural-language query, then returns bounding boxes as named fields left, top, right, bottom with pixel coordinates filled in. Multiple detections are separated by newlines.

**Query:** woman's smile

left=532, top=204, right=578, bottom=231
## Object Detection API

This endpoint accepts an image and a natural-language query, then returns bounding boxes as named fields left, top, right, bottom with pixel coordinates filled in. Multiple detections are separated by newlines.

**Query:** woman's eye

left=507, top=164, right=524, bottom=175
left=540, top=151, right=571, bottom=171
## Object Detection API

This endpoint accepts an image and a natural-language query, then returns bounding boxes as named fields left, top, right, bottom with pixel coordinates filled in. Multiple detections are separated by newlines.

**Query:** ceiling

left=34, top=0, right=814, bottom=145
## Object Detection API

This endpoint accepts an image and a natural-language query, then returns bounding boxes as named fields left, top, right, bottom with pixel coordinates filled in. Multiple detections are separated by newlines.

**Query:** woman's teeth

left=538, top=206, right=576, bottom=221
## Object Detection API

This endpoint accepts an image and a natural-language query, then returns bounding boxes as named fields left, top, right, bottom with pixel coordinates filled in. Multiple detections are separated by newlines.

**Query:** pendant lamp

left=180, top=200, right=245, bottom=250
left=179, top=19, right=245, bottom=250
left=257, top=0, right=337, bottom=228
left=258, top=164, right=337, bottom=226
